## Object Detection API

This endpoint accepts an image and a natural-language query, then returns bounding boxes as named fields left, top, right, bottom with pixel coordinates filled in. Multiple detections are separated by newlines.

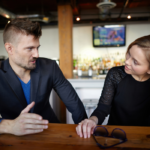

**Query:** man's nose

left=32, top=49, right=39, bottom=58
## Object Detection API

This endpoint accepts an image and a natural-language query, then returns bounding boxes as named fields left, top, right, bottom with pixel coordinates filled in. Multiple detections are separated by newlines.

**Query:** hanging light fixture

left=96, top=0, right=116, bottom=20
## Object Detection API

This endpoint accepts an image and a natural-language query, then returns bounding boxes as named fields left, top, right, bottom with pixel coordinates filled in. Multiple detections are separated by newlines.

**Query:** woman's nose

left=125, top=57, right=131, bottom=65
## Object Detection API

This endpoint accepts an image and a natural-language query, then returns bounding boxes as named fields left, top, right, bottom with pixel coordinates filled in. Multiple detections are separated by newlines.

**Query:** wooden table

left=0, top=123, right=150, bottom=150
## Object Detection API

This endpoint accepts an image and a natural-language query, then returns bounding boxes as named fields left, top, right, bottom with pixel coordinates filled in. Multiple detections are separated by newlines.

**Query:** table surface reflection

left=0, top=123, right=150, bottom=150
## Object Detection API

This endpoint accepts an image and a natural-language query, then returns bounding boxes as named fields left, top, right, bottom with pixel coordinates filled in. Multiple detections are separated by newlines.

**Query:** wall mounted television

left=93, top=25, right=126, bottom=47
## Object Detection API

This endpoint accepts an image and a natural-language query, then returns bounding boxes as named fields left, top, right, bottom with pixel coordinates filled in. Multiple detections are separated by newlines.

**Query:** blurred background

left=0, top=0, right=150, bottom=74
left=0, top=0, right=150, bottom=123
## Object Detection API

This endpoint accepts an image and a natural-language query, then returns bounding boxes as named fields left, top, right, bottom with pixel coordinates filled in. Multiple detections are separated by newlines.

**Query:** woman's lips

left=125, top=65, right=130, bottom=71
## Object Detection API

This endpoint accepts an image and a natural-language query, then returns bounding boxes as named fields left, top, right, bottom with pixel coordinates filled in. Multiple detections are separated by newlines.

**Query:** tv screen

left=93, top=25, right=126, bottom=47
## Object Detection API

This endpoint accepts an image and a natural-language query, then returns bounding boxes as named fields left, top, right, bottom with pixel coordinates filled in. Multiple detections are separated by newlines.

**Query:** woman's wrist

left=89, top=116, right=98, bottom=125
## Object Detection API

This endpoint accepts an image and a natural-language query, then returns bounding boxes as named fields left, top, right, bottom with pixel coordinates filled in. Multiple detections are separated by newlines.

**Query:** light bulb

left=76, top=17, right=80, bottom=21
left=127, top=15, right=131, bottom=19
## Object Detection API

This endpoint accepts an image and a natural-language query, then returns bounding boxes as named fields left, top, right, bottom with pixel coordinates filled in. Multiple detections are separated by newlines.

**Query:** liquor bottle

left=73, top=59, right=77, bottom=70
left=88, top=65, right=93, bottom=76
left=99, top=58, right=103, bottom=75
left=77, top=66, right=82, bottom=76
left=115, top=52, right=121, bottom=66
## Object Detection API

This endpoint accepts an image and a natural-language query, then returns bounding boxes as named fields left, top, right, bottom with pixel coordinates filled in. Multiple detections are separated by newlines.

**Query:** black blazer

left=0, top=58, right=87, bottom=123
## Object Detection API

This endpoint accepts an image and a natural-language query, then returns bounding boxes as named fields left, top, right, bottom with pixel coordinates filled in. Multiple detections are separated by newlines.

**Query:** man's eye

left=28, top=48, right=32, bottom=50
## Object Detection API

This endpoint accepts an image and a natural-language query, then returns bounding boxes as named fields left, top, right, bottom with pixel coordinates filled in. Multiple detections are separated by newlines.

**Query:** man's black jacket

left=0, top=58, right=87, bottom=123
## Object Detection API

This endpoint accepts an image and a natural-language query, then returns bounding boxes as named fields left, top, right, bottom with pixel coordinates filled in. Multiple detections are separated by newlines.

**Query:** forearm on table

left=0, top=119, right=13, bottom=134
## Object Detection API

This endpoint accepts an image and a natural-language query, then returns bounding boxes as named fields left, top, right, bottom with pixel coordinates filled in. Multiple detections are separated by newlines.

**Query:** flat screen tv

left=93, top=25, right=126, bottom=47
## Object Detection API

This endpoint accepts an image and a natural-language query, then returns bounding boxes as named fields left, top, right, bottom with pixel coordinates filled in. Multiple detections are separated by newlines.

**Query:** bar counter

left=0, top=123, right=150, bottom=150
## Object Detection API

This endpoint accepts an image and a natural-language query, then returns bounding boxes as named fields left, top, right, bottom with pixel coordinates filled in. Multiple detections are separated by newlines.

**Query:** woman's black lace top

left=91, top=66, right=150, bottom=126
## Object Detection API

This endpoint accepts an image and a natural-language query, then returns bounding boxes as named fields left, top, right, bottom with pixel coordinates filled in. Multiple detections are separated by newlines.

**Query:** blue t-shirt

left=18, top=78, right=31, bottom=105
left=0, top=78, right=31, bottom=122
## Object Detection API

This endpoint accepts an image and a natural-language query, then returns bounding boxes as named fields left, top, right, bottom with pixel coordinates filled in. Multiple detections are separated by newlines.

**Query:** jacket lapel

left=3, top=59, right=27, bottom=108
left=30, top=59, right=40, bottom=113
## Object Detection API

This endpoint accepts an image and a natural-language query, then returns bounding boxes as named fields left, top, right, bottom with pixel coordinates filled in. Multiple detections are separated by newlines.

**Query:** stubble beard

left=16, top=61, right=36, bottom=70
left=23, top=64, right=36, bottom=70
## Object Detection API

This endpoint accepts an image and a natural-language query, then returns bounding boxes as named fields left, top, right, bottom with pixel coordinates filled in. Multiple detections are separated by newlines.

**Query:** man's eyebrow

left=24, top=45, right=41, bottom=49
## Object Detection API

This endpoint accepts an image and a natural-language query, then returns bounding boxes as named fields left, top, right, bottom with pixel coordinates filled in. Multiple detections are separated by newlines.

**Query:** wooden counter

left=0, top=123, right=150, bottom=150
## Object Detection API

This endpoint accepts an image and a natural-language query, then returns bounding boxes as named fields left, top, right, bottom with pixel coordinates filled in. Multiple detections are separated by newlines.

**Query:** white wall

left=73, top=24, right=150, bottom=58
left=0, top=30, right=8, bottom=57
left=39, top=27, right=59, bottom=59
left=0, top=24, right=150, bottom=59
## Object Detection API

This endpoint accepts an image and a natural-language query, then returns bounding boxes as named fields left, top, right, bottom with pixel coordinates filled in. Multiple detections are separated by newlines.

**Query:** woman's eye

left=134, top=60, right=137, bottom=65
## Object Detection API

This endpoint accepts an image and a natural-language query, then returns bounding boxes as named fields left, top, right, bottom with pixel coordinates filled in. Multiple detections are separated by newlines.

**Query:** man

left=0, top=19, right=87, bottom=136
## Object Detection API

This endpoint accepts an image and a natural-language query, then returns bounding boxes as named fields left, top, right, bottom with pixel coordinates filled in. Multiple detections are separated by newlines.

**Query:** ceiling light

left=127, top=15, right=131, bottom=19
left=96, top=0, right=116, bottom=20
left=96, top=0, right=116, bottom=10
left=5, top=14, right=10, bottom=18
left=0, top=7, right=16, bottom=19
left=76, top=17, right=80, bottom=21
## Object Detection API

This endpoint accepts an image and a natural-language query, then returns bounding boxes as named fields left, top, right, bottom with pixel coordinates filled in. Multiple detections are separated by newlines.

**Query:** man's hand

left=76, top=116, right=98, bottom=138
left=1, top=102, right=49, bottom=136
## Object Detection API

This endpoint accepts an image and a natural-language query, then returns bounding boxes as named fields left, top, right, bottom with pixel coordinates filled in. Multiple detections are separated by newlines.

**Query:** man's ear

left=4, top=43, right=14, bottom=55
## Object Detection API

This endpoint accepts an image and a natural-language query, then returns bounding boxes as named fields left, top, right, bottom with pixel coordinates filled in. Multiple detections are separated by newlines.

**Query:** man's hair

left=3, top=18, right=42, bottom=44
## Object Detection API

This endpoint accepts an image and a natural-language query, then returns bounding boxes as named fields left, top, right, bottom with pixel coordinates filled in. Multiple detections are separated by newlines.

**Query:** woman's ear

left=4, top=43, right=13, bottom=55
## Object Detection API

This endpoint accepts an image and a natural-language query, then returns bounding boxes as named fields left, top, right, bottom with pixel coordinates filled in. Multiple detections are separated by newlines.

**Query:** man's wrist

left=0, top=119, right=13, bottom=134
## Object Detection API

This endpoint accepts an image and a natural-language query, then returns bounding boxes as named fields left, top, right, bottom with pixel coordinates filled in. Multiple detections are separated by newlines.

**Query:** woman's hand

left=76, top=116, right=98, bottom=138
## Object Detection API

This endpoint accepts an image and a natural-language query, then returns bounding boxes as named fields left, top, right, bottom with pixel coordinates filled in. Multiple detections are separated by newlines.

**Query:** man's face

left=11, top=33, right=40, bottom=70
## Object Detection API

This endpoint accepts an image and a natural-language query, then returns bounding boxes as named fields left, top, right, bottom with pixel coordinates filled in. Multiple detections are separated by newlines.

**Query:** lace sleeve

left=91, top=66, right=126, bottom=124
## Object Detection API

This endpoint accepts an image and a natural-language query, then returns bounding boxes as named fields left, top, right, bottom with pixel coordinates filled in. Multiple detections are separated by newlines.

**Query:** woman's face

left=125, top=45, right=150, bottom=76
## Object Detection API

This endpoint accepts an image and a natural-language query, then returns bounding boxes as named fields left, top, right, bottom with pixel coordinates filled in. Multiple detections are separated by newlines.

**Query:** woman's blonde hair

left=126, top=35, right=150, bottom=63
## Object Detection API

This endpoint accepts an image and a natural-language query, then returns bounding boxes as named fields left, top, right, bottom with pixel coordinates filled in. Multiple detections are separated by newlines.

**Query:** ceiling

left=0, top=0, right=150, bottom=28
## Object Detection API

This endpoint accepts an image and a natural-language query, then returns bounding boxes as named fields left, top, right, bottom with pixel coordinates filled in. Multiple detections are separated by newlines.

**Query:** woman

left=76, top=35, right=150, bottom=138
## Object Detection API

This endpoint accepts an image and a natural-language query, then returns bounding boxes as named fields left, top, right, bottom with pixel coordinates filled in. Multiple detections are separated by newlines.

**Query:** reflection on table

left=0, top=124, right=150, bottom=150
